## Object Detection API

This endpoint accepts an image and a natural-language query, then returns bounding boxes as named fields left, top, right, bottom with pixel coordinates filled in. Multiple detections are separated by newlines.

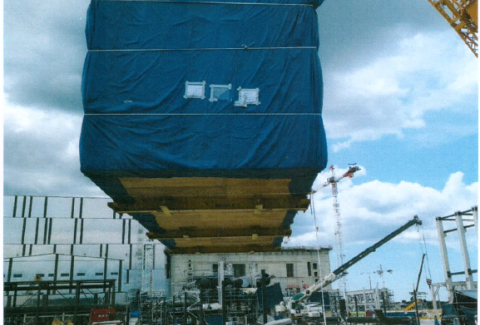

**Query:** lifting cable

left=310, top=190, right=328, bottom=325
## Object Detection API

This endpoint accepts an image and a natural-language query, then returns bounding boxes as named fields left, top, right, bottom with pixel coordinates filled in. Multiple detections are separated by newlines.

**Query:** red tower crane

left=323, top=164, right=361, bottom=296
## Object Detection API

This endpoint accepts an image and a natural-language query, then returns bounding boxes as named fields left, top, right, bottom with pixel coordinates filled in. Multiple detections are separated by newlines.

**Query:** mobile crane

left=276, top=216, right=423, bottom=318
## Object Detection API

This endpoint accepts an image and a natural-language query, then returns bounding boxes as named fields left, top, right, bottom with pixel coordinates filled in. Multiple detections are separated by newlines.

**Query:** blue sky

left=283, top=0, right=479, bottom=301
left=3, top=0, right=478, bottom=302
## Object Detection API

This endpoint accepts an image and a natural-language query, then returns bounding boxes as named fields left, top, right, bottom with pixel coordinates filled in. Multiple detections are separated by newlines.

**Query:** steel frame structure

left=436, top=206, right=478, bottom=302
left=3, top=279, right=120, bottom=325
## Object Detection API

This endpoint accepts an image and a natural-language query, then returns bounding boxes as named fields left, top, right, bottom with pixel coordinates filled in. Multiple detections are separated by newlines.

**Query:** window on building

left=35, top=273, right=45, bottom=277
left=77, top=273, right=86, bottom=276
left=48, top=274, right=54, bottom=277
left=313, top=263, right=318, bottom=270
left=95, top=272, right=103, bottom=276
left=13, top=274, right=22, bottom=278
left=307, top=262, right=312, bottom=276
left=60, top=273, right=69, bottom=277
left=286, top=264, right=294, bottom=278
left=233, top=264, right=246, bottom=277
left=314, top=272, right=318, bottom=277
left=111, top=272, right=118, bottom=275
left=213, top=264, right=218, bottom=274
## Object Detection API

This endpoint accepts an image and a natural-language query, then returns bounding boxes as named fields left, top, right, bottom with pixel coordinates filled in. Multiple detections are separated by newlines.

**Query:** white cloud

left=287, top=170, right=478, bottom=249
left=323, top=30, right=478, bottom=151
left=4, top=104, right=103, bottom=196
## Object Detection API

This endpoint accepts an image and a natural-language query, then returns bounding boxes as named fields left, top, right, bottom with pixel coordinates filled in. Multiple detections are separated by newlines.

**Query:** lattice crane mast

left=428, top=0, right=478, bottom=57
left=323, top=164, right=361, bottom=296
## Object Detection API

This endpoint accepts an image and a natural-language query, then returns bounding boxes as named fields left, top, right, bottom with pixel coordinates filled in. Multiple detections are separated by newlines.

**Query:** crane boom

left=292, top=216, right=422, bottom=302
left=428, top=0, right=478, bottom=57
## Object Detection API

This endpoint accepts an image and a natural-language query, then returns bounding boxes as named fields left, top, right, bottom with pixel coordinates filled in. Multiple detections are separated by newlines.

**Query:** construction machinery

left=323, top=164, right=361, bottom=296
left=428, top=0, right=478, bottom=57
left=403, top=300, right=421, bottom=312
left=276, top=216, right=423, bottom=319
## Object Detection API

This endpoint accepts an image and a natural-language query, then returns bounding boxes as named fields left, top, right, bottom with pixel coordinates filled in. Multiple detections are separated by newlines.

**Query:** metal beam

left=436, top=217, right=454, bottom=301
left=53, top=254, right=59, bottom=283
left=43, top=197, right=48, bottom=218
left=455, top=213, right=475, bottom=289
left=118, top=260, right=123, bottom=293
left=104, top=244, right=109, bottom=293
left=70, top=198, right=75, bottom=219
left=28, top=196, right=33, bottom=218
left=79, top=198, right=84, bottom=219
left=444, top=224, right=475, bottom=233
left=69, top=256, right=75, bottom=294
left=48, top=218, right=53, bottom=244
left=43, top=219, right=48, bottom=245
left=21, top=196, right=27, bottom=218
left=4, top=279, right=117, bottom=291
left=129, top=244, right=133, bottom=269
left=128, top=220, right=132, bottom=244
left=20, top=218, right=27, bottom=245
left=80, top=219, right=84, bottom=244
left=122, top=220, right=126, bottom=244
left=34, top=219, right=40, bottom=245
left=473, top=206, right=478, bottom=237
left=7, top=258, right=13, bottom=282
left=13, top=196, right=18, bottom=218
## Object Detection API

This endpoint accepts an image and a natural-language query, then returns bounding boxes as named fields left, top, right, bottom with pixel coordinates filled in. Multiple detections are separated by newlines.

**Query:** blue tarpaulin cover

left=257, top=283, right=284, bottom=308
left=80, top=0, right=327, bottom=188
left=79, top=0, right=328, bottom=250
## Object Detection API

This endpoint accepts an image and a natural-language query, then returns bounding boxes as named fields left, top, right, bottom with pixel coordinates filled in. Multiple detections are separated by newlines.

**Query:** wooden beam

left=166, top=245, right=282, bottom=255
left=160, top=206, right=172, bottom=217
left=146, top=227, right=291, bottom=239
left=109, top=196, right=309, bottom=213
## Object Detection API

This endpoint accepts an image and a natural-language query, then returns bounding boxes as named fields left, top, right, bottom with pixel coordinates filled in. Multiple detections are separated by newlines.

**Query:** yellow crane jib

left=428, top=0, right=478, bottom=57
left=403, top=299, right=421, bottom=312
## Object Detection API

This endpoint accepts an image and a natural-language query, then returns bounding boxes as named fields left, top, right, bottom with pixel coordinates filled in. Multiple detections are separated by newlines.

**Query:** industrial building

left=3, top=195, right=337, bottom=325
left=169, top=247, right=332, bottom=296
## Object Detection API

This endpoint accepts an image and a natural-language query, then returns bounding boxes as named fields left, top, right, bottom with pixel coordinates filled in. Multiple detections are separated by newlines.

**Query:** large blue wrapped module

left=80, top=0, right=327, bottom=190
left=79, top=0, right=328, bottom=252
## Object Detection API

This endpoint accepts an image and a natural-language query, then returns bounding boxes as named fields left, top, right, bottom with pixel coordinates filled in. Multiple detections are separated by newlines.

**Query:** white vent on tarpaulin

left=184, top=81, right=206, bottom=99
left=234, top=87, right=260, bottom=107
left=209, top=84, right=232, bottom=102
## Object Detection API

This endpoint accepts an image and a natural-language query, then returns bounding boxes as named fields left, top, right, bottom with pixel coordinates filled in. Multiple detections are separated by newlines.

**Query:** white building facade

left=169, top=247, right=332, bottom=296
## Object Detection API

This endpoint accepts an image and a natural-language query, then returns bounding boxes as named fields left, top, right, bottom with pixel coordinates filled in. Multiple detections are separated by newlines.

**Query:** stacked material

left=80, top=0, right=327, bottom=254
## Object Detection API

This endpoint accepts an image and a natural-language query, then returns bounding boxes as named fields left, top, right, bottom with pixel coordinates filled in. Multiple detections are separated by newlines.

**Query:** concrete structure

left=169, top=247, right=332, bottom=296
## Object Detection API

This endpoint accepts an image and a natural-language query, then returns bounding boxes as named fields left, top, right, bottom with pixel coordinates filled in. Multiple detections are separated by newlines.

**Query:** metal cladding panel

left=79, top=0, right=327, bottom=253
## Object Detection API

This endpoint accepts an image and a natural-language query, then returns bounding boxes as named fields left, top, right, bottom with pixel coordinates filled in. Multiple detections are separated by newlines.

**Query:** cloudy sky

left=4, top=0, right=478, bottom=301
